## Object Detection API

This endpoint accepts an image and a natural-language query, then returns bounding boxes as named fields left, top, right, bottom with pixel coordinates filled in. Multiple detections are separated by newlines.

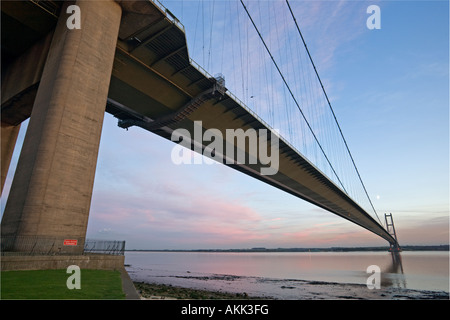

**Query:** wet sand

left=131, top=275, right=449, bottom=300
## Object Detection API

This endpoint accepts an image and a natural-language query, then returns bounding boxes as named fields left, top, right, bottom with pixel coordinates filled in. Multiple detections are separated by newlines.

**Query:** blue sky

left=1, top=0, right=448, bottom=249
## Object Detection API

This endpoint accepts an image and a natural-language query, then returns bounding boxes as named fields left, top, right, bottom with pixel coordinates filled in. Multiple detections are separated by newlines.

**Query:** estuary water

left=124, top=251, right=449, bottom=299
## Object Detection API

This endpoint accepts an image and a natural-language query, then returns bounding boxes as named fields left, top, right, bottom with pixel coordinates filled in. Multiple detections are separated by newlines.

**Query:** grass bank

left=1, top=269, right=125, bottom=299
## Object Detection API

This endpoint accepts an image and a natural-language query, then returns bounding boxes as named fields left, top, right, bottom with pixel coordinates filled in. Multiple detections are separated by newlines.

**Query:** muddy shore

left=133, top=279, right=449, bottom=300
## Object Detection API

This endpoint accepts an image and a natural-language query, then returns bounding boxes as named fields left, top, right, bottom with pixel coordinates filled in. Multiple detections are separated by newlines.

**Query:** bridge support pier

left=1, top=29, right=54, bottom=194
left=1, top=123, right=21, bottom=193
left=1, top=0, right=122, bottom=254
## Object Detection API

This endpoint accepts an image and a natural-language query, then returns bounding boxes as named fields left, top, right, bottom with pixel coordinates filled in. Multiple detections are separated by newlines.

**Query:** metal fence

left=1, top=236, right=125, bottom=256
left=84, top=239, right=125, bottom=256
left=1, top=236, right=70, bottom=255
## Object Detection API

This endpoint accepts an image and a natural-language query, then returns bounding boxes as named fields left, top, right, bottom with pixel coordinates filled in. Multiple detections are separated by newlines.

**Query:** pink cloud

left=88, top=181, right=271, bottom=248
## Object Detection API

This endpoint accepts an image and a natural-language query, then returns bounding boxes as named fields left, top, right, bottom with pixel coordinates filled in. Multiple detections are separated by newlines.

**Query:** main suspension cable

left=285, top=0, right=381, bottom=224
left=239, top=0, right=348, bottom=194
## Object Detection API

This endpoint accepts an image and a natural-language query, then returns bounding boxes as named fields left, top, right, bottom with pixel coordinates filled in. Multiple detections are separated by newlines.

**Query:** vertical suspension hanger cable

left=192, top=1, right=201, bottom=55
left=236, top=0, right=245, bottom=100
left=239, top=0, right=348, bottom=195
left=220, top=1, right=228, bottom=72
left=202, top=0, right=205, bottom=66
left=207, top=0, right=216, bottom=71
left=285, top=0, right=381, bottom=224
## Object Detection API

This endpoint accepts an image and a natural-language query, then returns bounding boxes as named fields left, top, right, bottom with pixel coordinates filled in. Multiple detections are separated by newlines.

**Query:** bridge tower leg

left=1, top=123, right=21, bottom=193
left=385, top=213, right=401, bottom=252
left=1, top=29, right=54, bottom=195
left=1, top=0, right=122, bottom=254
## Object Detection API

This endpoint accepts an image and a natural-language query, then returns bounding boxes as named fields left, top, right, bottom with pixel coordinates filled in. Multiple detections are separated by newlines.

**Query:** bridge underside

left=1, top=0, right=396, bottom=253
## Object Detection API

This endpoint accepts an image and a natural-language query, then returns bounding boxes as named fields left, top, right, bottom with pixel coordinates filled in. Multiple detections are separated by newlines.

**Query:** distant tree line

left=127, top=244, right=449, bottom=252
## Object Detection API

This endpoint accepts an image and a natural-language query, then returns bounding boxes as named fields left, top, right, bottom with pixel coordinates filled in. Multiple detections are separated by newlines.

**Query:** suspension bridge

left=1, top=0, right=400, bottom=256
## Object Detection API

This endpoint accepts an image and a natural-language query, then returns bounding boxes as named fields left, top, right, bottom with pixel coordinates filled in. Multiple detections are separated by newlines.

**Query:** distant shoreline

left=125, top=244, right=449, bottom=253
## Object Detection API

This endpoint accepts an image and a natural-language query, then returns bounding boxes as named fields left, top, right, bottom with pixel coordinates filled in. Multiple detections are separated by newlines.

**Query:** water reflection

left=125, top=251, right=449, bottom=292
left=381, top=252, right=407, bottom=289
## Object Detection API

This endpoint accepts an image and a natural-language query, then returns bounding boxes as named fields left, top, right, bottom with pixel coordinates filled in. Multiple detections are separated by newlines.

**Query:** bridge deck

left=1, top=0, right=396, bottom=245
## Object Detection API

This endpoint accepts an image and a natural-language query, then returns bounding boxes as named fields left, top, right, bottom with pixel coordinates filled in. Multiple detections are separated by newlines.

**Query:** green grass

left=1, top=269, right=125, bottom=299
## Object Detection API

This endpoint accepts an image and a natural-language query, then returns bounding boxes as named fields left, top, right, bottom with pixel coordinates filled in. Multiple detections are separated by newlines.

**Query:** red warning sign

left=64, top=239, right=78, bottom=246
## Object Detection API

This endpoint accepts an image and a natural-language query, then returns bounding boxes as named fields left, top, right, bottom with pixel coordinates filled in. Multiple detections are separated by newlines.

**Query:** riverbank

left=132, top=279, right=449, bottom=300
left=125, top=251, right=449, bottom=299
left=134, top=282, right=268, bottom=300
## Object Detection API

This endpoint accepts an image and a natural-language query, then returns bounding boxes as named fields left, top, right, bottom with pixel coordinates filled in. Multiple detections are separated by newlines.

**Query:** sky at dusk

left=1, top=0, right=448, bottom=250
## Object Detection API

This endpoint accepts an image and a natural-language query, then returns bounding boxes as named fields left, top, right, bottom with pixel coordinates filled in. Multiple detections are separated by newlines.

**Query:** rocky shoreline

left=132, top=279, right=449, bottom=300
left=134, top=282, right=269, bottom=300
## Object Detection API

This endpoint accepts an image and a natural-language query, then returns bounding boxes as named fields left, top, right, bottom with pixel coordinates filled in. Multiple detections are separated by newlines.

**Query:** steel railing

left=84, top=239, right=125, bottom=256
left=1, top=236, right=125, bottom=256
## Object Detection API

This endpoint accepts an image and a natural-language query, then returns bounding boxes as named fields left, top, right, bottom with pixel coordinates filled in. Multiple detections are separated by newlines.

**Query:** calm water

left=125, top=251, right=449, bottom=297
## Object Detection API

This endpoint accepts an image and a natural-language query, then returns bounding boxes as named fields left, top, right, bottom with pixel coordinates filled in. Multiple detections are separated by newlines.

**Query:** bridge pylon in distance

left=385, top=213, right=402, bottom=252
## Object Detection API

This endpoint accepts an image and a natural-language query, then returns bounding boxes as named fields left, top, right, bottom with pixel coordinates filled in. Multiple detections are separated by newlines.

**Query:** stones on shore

left=134, top=281, right=266, bottom=300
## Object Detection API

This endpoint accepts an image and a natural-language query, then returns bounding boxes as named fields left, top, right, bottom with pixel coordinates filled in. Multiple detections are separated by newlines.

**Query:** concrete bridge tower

left=1, top=0, right=122, bottom=254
